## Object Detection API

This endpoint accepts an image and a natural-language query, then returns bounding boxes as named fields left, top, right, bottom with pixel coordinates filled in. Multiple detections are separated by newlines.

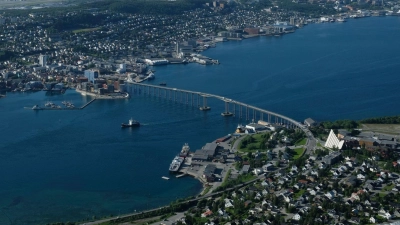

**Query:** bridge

left=125, top=81, right=313, bottom=137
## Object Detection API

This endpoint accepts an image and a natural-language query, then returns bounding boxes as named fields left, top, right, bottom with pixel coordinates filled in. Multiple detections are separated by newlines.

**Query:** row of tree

left=360, top=115, right=400, bottom=124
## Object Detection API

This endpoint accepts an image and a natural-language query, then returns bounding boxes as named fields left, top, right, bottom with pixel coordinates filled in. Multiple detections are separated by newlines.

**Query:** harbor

left=2, top=16, right=400, bottom=225
left=165, top=137, right=239, bottom=191
left=75, top=88, right=129, bottom=99
left=25, top=98, right=97, bottom=110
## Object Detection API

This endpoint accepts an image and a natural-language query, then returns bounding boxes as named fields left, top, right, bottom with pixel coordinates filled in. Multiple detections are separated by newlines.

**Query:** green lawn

left=292, top=148, right=305, bottom=159
left=202, top=186, right=211, bottom=195
left=383, top=183, right=395, bottom=192
left=238, top=133, right=266, bottom=152
left=294, top=189, right=305, bottom=199
left=317, top=142, right=322, bottom=147
left=221, top=169, right=232, bottom=186
left=295, top=138, right=307, bottom=146
left=379, top=192, right=387, bottom=198
left=241, top=173, right=256, bottom=183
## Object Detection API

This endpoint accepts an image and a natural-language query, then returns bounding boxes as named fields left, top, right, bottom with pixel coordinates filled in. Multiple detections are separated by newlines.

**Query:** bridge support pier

left=200, top=95, right=210, bottom=111
left=221, top=101, right=233, bottom=117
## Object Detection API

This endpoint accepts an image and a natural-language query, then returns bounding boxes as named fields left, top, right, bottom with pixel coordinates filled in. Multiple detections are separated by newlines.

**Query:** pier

left=125, top=81, right=312, bottom=136
left=26, top=98, right=97, bottom=111
left=176, top=173, right=187, bottom=178
left=80, top=98, right=96, bottom=109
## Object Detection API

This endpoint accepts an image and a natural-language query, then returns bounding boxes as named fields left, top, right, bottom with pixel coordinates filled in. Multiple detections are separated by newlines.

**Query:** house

left=241, top=165, right=251, bottom=174
left=304, top=118, right=317, bottom=127
left=225, top=198, right=234, bottom=208
left=263, top=163, right=274, bottom=172
left=369, top=217, right=376, bottom=224
left=357, top=174, right=365, bottom=180
left=378, top=209, right=392, bottom=220
left=292, top=213, right=301, bottom=221
left=349, top=217, right=360, bottom=224
left=325, top=191, right=336, bottom=200
left=253, top=168, right=263, bottom=175
left=201, top=209, right=213, bottom=217
left=244, top=200, right=252, bottom=207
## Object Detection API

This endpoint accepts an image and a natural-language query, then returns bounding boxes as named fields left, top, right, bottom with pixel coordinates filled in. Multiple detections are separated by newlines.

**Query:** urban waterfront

left=0, top=16, right=400, bottom=225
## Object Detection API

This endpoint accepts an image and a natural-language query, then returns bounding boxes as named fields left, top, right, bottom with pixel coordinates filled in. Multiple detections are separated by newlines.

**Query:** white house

left=357, top=174, right=365, bottom=180
left=253, top=168, right=263, bottom=175
left=369, top=217, right=376, bottom=224
left=225, top=198, right=234, bottom=208
left=292, top=213, right=301, bottom=221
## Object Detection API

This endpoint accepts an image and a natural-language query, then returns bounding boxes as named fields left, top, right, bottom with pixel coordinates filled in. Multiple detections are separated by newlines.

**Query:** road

left=81, top=176, right=259, bottom=225
left=83, top=128, right=315, bottom=225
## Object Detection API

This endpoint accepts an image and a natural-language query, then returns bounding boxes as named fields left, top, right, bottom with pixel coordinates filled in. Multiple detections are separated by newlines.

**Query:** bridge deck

left=126, top=81, right=312, bottom=135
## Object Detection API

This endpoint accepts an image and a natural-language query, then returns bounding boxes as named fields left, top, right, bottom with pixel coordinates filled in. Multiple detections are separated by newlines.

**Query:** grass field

left=295, top=138, right=307, bottom=146
left=239, top=133, right=266, bottom=152
left=293, top=148, right=305, bottom=159
left=294, top=189, right=305, bottom=199
left=73, top=27, right=101, bottom=33
left=361, top=124, right=400, bottom=135
left=382, top=183, right=395, bottom=192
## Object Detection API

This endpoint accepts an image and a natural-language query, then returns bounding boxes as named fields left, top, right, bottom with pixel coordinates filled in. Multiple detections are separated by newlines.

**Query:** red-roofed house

left=201, top=209, right=213, bottom=217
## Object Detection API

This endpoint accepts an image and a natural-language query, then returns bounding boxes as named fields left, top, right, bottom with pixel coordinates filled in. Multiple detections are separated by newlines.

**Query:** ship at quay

left=1, top=17, right=400, bottom=225
left=169, top=143, right=190, bottom=172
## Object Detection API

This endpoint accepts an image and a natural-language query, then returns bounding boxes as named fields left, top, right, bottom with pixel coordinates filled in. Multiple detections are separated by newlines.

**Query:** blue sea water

left=0, top=16, right=400, bottom=225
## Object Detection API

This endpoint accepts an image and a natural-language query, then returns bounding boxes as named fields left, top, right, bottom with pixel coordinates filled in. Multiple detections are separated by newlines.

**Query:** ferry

left=121, top=118, right=140, bottom=128
left=179, top=143, right=190, bottom=157
left=169, top=156, right=184, bottom=172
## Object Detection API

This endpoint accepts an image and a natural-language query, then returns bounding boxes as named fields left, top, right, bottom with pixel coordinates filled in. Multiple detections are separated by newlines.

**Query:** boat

left=179, top=143, right=190, bottom=157
left=32, top=105, right=42, bottom=110
left=337, top=18, right=346, bottom=22
left=159, top=82, right=167, bottom=86
left=162, top=176, right=170, bottom=180
left=146, top=72, right=155, bottom=80
left=169, top=156, right=184, bottom=172
left=121, top=118, right=140, bottom=128
left=45, top=101, right=53, bottom=107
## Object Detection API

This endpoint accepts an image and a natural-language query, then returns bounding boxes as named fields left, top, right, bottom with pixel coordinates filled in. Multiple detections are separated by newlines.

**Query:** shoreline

left=4, top=15, right=398, bottom=225
left=82, top=15, right=392, bottom=225
left=75, top=88, right=129, bottom=99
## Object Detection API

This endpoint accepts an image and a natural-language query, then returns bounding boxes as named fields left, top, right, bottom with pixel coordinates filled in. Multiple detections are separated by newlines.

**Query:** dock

left=26, top=98, right=97, bottom=111
left=161, top=176, right=170, bottom=180
left=80, top=98, right=96, bottom=109
left=176, top=173, right=187, bottom=178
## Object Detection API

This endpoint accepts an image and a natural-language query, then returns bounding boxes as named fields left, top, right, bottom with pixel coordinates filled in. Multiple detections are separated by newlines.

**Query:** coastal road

left=81, top=172, right=263, bottom=225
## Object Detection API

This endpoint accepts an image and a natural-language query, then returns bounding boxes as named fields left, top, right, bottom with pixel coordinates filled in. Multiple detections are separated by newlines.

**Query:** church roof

left=325, top=129, right=344, bottom=149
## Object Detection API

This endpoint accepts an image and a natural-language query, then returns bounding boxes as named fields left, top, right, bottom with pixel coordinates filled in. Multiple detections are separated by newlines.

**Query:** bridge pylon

left=221, top=99, right=233, bottom=117
left=199, top=94, right=211, bottom=111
